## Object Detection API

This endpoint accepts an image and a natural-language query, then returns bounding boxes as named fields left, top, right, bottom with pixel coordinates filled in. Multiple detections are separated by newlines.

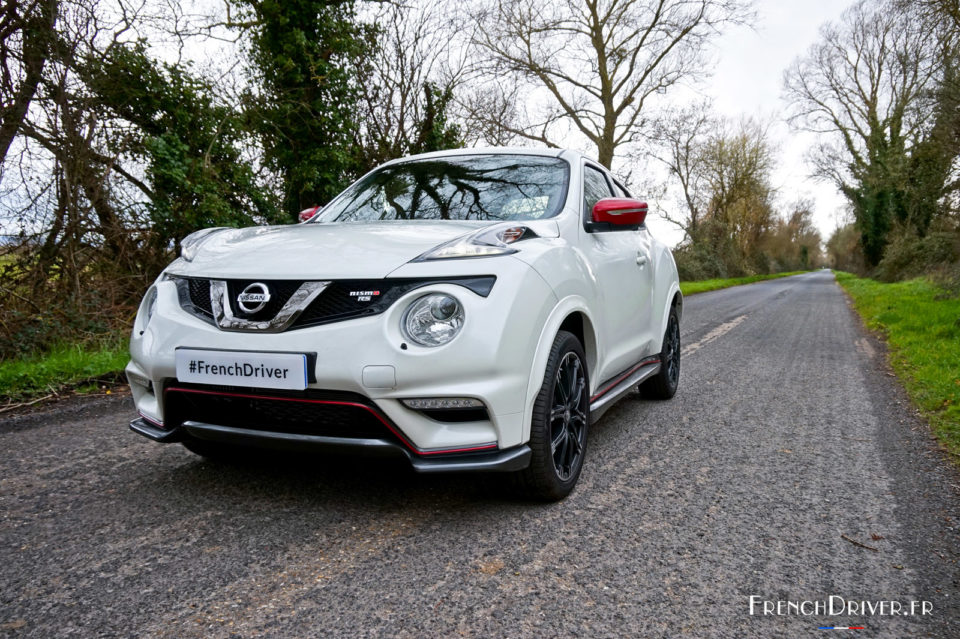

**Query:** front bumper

left=128, top=257, right=558, bottom=455
left=129, top=416, right=531, bottom=473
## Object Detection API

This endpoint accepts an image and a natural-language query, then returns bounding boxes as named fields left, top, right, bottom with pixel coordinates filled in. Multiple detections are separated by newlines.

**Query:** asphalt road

left=2, top=270, right=959, bottom=637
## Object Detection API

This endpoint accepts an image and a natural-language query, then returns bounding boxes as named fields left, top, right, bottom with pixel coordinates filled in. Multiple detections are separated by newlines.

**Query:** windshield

left=314, top=154, right=569, bottom=223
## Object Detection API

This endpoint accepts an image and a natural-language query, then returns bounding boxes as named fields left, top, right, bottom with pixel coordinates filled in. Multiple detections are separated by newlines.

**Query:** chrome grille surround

left=210, top=280, right=330, bottom=332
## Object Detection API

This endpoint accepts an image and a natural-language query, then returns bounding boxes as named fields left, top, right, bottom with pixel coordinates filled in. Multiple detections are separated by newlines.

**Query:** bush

left=874, top=227, right=960, bottom=283
left=825, top=223, right=867, bottom=274
left=0, top=252, right=137, bottom=361
left=673, top=243, right=729, bottom=281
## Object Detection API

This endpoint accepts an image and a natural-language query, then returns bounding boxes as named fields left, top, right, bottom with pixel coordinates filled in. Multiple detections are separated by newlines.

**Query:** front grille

left=173, top=276, right=496, bottom=331
left=225, top=279, right=302, bottom=320
left=164, top=383, right=404, bottom=442
left=292, top=280, right=416, bottom=328
left=187, top=279, right=213, bottom=316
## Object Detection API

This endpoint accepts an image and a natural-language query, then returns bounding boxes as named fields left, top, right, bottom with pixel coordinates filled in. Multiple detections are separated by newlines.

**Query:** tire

left=514, top=330, right=590, bottom=501
left=639, top=305, right=680, bottom=399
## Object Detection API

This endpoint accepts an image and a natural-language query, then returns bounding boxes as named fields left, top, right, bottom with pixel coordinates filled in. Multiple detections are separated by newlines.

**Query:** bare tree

left=646, top=106, right=774, bottom=248
left=650, top=111, right=778, bottom=275
left=784, top=0, right=956, bottom=264
left=0, top=0, right=58, bottom=167
left=784, top=0, right=941, bottom=191
left=699, top=117, right=776, bottom=256
left=645, top=102, right=715, bottom=240
left=352, top=0, right=467, bottom=171
left=908, top=0, right=960, bottom=30
left=467, top=0, right=751, bottom=167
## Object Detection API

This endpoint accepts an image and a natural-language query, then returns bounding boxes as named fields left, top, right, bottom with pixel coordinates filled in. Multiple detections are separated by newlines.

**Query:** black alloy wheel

left=550, top=351, right=588, bottom=481
left=663, top=312, right=680, bottom=387
left=514, top=330, right=590, bottom=501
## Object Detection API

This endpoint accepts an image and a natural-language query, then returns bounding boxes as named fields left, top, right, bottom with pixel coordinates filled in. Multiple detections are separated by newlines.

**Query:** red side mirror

left=591, top=198, right=647, bottom=228
left=299, top=206, right=321, bottom=223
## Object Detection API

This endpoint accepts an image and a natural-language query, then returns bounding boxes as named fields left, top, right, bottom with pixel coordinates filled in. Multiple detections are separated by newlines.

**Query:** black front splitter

left=128, top=417, right=531, bottom=473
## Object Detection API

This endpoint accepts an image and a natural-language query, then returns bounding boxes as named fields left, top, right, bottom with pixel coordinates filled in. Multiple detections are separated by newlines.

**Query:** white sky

left=645, top=0, right=857, bottom=248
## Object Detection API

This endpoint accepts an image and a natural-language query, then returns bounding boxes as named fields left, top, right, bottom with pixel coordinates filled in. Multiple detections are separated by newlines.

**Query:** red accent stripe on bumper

left=164, top=386, right=497, bottom=456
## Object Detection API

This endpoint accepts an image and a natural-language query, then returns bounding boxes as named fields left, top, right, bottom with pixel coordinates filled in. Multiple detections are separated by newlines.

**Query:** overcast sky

left=645, top=0, right=857, bottom=247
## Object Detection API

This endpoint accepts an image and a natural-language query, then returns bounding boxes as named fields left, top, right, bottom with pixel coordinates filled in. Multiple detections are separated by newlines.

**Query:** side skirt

left=588, top=358, right=661, bottom=422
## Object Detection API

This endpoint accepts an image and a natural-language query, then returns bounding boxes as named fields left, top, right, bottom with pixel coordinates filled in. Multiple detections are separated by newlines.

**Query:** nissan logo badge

left=237, top=282, right=271, bottom=313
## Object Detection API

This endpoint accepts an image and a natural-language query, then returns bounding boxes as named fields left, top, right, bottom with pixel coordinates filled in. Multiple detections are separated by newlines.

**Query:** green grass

left=680, top=270, right=810, bottom=296
left=835, top=271, right=960, bottom=457
left=0, top=340, right=129, bottom=402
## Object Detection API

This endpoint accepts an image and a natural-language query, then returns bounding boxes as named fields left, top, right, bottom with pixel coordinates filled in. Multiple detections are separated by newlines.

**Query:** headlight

left=402, top=294, right=464, bottom=346
left=414, top=223, right=538, bottom=261
left=140, top=286, right=158, bottom=330
left=180, top=227, right=225, bottom=262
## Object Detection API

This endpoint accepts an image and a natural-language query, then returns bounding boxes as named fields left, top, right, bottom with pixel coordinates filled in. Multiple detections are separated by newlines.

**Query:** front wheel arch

left=513, top=330, right=590, bottom=501
left=522, top=300, right=599, bottom=443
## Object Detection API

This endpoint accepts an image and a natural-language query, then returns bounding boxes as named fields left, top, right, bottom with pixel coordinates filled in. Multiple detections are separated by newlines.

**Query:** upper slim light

left=401, top=398, right=484, bottom=409
left=179, top=228, right=225, bottom=262
left=413, top=223, right=537, bottom=261
left=141, top=286, right=157, bottom=329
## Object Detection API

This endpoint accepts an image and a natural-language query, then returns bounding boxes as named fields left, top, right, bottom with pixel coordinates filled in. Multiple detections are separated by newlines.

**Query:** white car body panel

left=167, top=221, right=483, bottom=280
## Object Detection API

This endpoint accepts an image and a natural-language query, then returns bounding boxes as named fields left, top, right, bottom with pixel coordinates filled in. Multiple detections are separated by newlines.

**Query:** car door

left=611, top=177, right=656, bottom=354
left=580, top=163, right=653, bottom=383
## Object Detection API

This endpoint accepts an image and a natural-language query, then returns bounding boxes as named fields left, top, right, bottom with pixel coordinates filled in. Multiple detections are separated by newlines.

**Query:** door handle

left=636, top=253, right=649, bottom=267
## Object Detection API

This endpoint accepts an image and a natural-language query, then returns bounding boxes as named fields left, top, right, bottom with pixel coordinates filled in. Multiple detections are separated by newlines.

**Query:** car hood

left=165, top=220, right=522, bottom=280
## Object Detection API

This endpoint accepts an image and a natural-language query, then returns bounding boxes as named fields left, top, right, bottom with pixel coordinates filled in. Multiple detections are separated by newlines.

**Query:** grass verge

left=835, top=271, right=960, bottom=457
left=0, top=339, right=129, bottom=405
left=680, top=270, right=810, bottom=296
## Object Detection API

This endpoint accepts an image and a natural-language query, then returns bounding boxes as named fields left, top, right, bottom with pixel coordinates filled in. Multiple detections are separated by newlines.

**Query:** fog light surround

left=402, top=397, right=484, bottom=410
left=126, top=371, right=153, bottom=392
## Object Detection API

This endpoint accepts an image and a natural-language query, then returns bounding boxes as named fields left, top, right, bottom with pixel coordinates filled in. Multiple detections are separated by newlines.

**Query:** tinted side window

left=583, top=166, right=613, bottom=215
left=612, top=181, right=630, bottom=198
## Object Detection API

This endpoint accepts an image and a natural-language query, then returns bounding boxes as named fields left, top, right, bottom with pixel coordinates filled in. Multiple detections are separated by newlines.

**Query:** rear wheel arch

left=640, top=302, right=681, bottom=399
left=656, top=284, right=682, bottom=342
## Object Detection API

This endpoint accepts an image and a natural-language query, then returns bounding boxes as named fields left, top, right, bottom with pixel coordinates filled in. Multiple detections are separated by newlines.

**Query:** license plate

left=175, top=348, right=308, bottom=390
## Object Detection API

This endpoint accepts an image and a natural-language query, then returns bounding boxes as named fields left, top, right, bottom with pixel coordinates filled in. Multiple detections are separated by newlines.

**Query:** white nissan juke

left=127, top=148, right=682, bottom=500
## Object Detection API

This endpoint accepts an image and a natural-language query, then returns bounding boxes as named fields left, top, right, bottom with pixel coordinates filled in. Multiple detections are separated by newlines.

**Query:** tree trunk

left=596, top=139, right=614, bottom=169
left=0, top=0, right=58, bottom=165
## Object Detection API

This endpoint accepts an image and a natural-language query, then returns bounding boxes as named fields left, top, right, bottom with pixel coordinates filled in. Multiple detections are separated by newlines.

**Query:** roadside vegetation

left=836, top=272, right=960, bottom=456
left=0, top=340, right=129, bottom=407
left=2, top=0, right=831, bottom=365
